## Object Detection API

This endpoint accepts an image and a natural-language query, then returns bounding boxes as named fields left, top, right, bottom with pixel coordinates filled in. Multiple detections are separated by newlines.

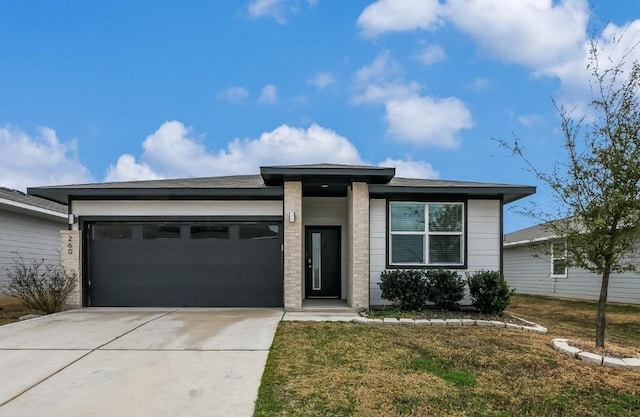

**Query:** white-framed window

left=551, top=241, right=568, bottom=277
left=389, top=202, right=464, bottom=266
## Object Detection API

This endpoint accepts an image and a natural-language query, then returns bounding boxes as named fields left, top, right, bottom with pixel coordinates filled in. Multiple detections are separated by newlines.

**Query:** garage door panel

left=88, top=222, right=283, bottom=307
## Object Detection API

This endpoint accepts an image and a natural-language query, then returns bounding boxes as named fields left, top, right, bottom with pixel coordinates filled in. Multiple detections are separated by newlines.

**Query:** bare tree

left=501, top=38, right=640, bottom=348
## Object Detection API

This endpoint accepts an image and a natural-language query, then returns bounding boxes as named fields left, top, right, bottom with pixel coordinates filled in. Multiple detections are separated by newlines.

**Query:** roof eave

left=368, top=185, right=536, bottom=202
left=0, top=197, right=68, bottom=221
left=28, top=186, right=284, bottom=204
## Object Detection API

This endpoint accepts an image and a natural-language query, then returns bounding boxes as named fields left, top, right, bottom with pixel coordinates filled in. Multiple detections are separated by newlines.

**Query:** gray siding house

left=29, top=164, right=534, bottom=310
left=0, top=187, right=68, bottom=287
left=503, top=224, right=640, bottom=304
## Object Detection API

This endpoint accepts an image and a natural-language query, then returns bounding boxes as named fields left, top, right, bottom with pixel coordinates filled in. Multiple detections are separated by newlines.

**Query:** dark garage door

left=86, top=222, right=283, bottom=307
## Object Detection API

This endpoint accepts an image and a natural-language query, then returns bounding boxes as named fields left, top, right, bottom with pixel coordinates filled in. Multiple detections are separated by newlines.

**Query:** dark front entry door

left=305, top=226, right=341, bottom=298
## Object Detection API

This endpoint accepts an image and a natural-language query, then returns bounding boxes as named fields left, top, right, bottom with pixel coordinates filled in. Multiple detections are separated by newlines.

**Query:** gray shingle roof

left=40, top=174, right=268, bottom=190
left=503, top=223, right=555, bottom=245
left=28, top=163, right=536, bottom=205
left=0, top=187, right=67, bottom=214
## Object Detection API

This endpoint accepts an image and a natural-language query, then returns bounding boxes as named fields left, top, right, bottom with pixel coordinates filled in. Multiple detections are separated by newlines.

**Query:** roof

left=370, top=177, right=536, bottom=204
left=0, top=187, right=67, bottom=220
left=503, top=222, right=557, bottom=247
left=27, top=163, right=536, bottom=205
left=28, top=174, right=278, bottom=204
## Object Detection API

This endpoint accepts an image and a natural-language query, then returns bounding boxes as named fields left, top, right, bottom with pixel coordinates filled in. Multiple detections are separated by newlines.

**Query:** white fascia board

left=503, top=235, right=557, bottom=248
left=0, top=197, right=67, bottom=221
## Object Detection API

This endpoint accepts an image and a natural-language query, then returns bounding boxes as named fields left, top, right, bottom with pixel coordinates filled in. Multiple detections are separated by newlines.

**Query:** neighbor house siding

left=71, top=200, right=283, bottom=217
left=504, top=244, right=640, bottom=304
left=303, top=197, right=348, bottom=299
left=369, top=199, right=501, bottom=306
left=0, top=209, right=65, bottom=286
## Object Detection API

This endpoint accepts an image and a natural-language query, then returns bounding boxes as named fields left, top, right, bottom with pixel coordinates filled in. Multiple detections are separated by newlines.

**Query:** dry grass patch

left=507, top=294, right=640, bottom=347
left=254, top=322, right=640, bottom=417
left=0, top=297, right=32, bottom=326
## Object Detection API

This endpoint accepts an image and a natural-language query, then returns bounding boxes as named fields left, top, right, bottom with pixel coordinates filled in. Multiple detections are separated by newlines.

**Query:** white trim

left=550, top=240, right=568, bottom=278
left=0, top=197, right=67, bottom=220
left=72, top=200, right=283, bottom=217
left=503, top=235, right=558, bottom=247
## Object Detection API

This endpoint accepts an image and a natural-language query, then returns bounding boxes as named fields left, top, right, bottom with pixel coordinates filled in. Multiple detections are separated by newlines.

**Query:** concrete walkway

left=0, top=308, right=282, bottom=417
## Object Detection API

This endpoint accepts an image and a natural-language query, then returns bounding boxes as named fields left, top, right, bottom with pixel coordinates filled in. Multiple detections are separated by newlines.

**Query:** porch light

left=321, top=184, right=329, bottom=188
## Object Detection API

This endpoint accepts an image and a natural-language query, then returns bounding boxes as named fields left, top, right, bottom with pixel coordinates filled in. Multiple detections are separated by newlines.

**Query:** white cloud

left=351, top=53, right=473, bottom=147
left=467, top=77, right=490, bottom=92
left=106, top=121, right=363, bottom=180
left=385, top=96, right=474, bottom=148
left=517, top=114, right=543, bottom=128
left=354, top=51, right=400, bottom=84
left=379, top=158, right=439, bottom=179
left=217, top=86, right=250, bottom=103
left=351, top=52, right=420, bottom=104
left=248, top=0, right=286, bottom=24
left=0, top=125, right=93, bottom=191
left=258, top=84, right=278, bottom=104
left=104, top=155, right=161, bottom=182
left=247, top=0, right=316, bottom=24
left=105, top=120, right=442, bottom=182
left=308, top=72, right=335, bottom=89
left=357, top=0, right=443, bottom=37
left=417, top=44, right=446, bottom=65
left=444, top=0, right=589, bottom=71
left=351, top=82, right=421, bottom=105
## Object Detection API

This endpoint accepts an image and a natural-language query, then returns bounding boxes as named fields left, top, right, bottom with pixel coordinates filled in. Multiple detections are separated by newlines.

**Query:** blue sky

left=1, top=0, right=639, bottom=232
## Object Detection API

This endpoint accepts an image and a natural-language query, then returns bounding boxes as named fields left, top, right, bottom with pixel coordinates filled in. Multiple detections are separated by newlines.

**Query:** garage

left=86, top=222, right=283, bottom=307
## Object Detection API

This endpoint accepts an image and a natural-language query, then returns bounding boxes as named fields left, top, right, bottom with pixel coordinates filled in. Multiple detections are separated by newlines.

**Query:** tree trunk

left=595, top=269, right=610, bottom=348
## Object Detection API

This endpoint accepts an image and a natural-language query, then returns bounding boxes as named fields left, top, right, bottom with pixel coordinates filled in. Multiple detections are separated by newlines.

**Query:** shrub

left=424, top=269, right=465, bottom=310
left=379, top=269, right=428, bottom=311
left=4, top=256, right=77, bottom=314
left=467, top=270, right=514, bottom=315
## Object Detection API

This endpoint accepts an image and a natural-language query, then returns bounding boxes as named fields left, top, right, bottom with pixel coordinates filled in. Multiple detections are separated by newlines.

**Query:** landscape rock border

left=551, top=338, right=640, bottom=370
left=352, top=316, right=547, bottom=334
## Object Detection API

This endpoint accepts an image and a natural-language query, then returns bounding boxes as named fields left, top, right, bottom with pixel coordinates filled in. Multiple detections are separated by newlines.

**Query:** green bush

left=379, top=269, right=428, bottom=311
left=4, top=256, right=77, bottom=314
left=467, top=270, right=514, bottom=315
left=424, top=269, right=465, bottom=310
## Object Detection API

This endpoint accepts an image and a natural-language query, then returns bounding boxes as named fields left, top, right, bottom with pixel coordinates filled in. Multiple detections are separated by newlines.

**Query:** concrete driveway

left=0, top=308, right=283, bottom=417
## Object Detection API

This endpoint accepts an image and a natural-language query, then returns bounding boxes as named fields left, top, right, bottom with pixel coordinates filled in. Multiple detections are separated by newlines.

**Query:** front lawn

left=254, top=295, right=640, bottom=417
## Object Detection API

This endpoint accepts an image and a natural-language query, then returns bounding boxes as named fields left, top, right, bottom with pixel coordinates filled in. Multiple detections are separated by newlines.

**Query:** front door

left=305, top=226, right=341, bottom=298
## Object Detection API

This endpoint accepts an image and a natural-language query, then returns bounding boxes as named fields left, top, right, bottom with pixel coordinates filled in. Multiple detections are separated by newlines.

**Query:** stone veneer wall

left=283, top=181, right=303, bottom=309
left=60, top=230, right=82, bottom=306
left=347, top=182, right=369, bottom=310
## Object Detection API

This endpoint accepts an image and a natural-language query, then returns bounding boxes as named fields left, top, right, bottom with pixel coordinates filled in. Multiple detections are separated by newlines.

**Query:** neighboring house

left=503, top=223, right=640, bottom=304
left=0, top=187, right=68, bottom=287
left=29, top=164, right=534, bottom=309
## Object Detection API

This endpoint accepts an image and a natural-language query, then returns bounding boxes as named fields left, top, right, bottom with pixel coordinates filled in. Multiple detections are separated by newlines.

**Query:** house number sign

left=68, top=235, right=74, bottom=255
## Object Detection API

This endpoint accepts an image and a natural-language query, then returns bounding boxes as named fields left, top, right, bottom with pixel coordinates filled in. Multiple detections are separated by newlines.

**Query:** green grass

left=254, top=295, right=640, bottom=417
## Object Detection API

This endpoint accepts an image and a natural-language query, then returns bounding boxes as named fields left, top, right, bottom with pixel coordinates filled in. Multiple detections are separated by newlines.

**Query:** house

left=0, top=187, right=68, bottom=288
left=28, top=164, right=535, bottom=310
left=503, top=223, right=640, bottom=304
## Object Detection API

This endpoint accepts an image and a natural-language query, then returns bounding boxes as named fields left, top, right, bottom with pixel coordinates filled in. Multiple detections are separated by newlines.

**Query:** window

left=389, top=202, right=464, bottom=266
left=92, top=224, right=132, bottom=240
left=239, top=224, right=280, bottom=240
left=551, top=241, right=567, bottom=277
left=142, top=224, right=181, bottom=239
left=191, top=225, right=229, bottom=239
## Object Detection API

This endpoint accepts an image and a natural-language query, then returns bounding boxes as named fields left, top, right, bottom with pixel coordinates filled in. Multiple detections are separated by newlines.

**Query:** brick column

left=60, top=230, right=82, bottom=307
left=283, top=181, right=303, bottom=310
left=348, top=182, right=370, bottom=310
